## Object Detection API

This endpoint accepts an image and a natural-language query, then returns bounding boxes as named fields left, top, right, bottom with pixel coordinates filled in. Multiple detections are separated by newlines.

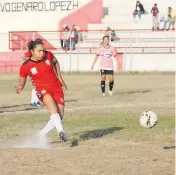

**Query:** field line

left=0, top=101, right=174, bottom=115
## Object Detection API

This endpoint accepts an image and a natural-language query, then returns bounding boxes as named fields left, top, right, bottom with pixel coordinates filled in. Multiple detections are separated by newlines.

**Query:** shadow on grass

left=163, top=146, right=175, bottom=150
left=0, top=107, right=38, bottom=113
left=78, top=127, right=124, bottom=141
left=0, top=104, right=30, bottom=109
left=51, top=127, right=124, bottom=145
left=118, top=89, right=151, bottom=95
left=0, top=99, right=78, bottom=113
left=0, top=100, right=77, bottom=109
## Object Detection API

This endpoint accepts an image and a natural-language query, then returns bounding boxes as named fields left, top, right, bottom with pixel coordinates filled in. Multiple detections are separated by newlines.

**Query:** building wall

left=1, top=52, right=174, bottom=72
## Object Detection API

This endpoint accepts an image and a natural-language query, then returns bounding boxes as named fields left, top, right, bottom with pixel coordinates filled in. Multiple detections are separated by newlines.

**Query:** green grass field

left=0, top=73, right=175, bottom=175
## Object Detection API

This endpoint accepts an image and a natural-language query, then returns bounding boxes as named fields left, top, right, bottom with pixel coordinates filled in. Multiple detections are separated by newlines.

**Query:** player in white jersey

left=91, top=36, right=118, bottom=96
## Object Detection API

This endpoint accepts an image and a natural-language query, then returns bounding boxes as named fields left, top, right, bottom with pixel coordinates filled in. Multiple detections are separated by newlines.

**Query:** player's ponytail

left=27, top=39, right=43, bottom=50
left=27, top=40, right=34, bottom=50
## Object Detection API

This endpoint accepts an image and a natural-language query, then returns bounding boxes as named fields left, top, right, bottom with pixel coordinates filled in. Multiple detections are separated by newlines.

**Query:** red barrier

left=0, top=52, right=21, bottom=72
left=10, top=32, right=55, bottom=51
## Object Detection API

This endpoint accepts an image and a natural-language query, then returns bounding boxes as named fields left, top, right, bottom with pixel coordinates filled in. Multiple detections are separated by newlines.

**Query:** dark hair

left=168, top=7, right=172, bottom=10
left=27, top=38, right=43, bottom=50
left=64, top=27, right=69, bottom=31
left=103, top=36, right=109, bottom=40
left=154, top=3, right=157, bottom=6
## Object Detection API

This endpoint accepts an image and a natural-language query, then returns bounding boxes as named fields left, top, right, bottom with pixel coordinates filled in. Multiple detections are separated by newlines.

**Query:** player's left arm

left=16, top=76, right=27, bottom=94
left=16, top=65, right=28, bottom=94
left=113, top=47, right=119, bottom=72
left=53, top=56, right=67, bottom=90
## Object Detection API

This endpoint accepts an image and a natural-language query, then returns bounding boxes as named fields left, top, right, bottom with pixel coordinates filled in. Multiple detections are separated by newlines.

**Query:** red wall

left=0, top=52, right=123, bottom=72
left=0, top=52, right=21, bottom=72
left=59, top=0, right=103, bottom=30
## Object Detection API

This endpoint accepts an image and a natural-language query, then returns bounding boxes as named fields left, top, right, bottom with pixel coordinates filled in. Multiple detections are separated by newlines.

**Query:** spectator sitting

left=160, top=7, right=175, bottom=30
left=133, top=1, right=146, bottom=20
left=62, top=27, right=70, bottom=51
left=162, top=7, right=175, bottom=30
left=104, top=27, right=120, bottom=41
left=151, top=4, right=159, bottom=31
left=71, top=25, right=79, bottom=50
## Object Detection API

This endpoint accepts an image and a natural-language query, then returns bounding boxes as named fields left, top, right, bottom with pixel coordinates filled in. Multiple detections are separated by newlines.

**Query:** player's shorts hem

left=100, top=69, right=114, bottom=75
left=36, top=92, right=50, bottom=103
left=57, top=102, right=65, bottom=106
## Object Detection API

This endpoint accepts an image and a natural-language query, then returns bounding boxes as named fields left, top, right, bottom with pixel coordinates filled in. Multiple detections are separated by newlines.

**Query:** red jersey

left=151, top=7, right=159, bottom=16
left=20, top=51, right=61, bottom=91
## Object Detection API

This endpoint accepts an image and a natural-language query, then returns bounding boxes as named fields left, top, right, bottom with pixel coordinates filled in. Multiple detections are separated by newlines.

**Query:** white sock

left=39, top=119, right=55, bottom=135
left=51, top=113, right=64, bottom=134
left=31, top=89, right=39, bottom=104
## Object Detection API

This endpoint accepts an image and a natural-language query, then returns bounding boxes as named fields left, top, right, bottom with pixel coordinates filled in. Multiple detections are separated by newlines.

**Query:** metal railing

left=9, top=30, right=176, bottom=53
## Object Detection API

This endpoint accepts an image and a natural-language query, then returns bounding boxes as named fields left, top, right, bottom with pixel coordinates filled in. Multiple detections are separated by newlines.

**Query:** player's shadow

left=0, top=100, right=78, bottom=113
left=0, top=104, right=40, bottom=113
left=118, top=89, right=151, bottom=95
left=163, top=146, right=175, bottom=150
left=65, top=99, right=78, bottom=103
left=0, top=107, right=38, bottom=113
left=0, top=100, right=78, bottom=110
left=78, top=127, right=124, bottom=141
left=0, top=104, right=30, bottom=109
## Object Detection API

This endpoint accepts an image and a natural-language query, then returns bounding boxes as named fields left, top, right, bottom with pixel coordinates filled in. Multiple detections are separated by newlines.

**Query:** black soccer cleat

left=59, top=131, right=68, bottom=142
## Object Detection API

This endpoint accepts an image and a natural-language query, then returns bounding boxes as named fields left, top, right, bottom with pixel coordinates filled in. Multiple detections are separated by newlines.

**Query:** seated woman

left=162, top=7, right=175, bottom=30
left=104, top=27, right=120, bottom=42
left=133, top=1, right=146, bottom=20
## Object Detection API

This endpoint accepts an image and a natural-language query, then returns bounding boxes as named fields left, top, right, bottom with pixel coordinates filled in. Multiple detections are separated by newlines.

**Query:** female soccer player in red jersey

left=91, top=36, right=118, bottom=96
left=22, top=39, right=67, bottom=107
left=16, top=39, right=67, bottom=142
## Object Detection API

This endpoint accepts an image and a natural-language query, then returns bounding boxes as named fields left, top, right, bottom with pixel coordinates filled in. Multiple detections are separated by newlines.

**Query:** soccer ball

left=139, top=111, right=158, bottom=128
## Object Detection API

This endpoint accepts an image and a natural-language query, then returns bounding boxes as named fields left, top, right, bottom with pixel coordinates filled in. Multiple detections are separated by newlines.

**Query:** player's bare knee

left=108, top=75, right=114, bottom=82
left=101, top=76, right=106, bottom=81
left=43, top=94, right=58, bottom=114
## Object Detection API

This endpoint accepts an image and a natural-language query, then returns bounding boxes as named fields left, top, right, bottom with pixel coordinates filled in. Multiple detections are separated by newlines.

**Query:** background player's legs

left=108, top=74, right=114, bottom=96
left=30, top=89, right=41, bottom=107
left=31, top=89, right=38, bottom=104
left=101, top=74, right=106, bottom=96
left=39, top=94, right=67, bottom=141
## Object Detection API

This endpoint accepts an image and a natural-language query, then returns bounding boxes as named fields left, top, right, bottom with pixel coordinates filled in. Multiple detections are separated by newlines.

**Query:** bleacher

left=8, top=0, right=176, bottom=54
left=1, top=0, right=176, bottom=73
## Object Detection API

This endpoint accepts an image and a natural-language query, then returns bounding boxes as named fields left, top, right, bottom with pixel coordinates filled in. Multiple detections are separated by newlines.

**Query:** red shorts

left=36, top=84, right=64, bottom=106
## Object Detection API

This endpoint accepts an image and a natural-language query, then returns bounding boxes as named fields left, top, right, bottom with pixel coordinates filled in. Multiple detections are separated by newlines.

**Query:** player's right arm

left=16, top=76, right=27, bottom=94
left=91, top=55, right=99, bottom=70
left=91, top=48, right=100, bottom=70
left=16, top=65, right=28, bottom=94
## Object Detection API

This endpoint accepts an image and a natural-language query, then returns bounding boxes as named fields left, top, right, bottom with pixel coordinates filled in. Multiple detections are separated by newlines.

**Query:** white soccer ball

left=139, top=111, right=158, bottom=128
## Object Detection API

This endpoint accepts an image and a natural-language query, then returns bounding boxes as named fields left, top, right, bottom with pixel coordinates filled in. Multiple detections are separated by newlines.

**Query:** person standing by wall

left=70, top=25, right=79, bottom=50
left=60, top=24, right=68, bottom=49
left=62, top=27, right=70, bottom=51
left=151, top=4, right=159, bottom=31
